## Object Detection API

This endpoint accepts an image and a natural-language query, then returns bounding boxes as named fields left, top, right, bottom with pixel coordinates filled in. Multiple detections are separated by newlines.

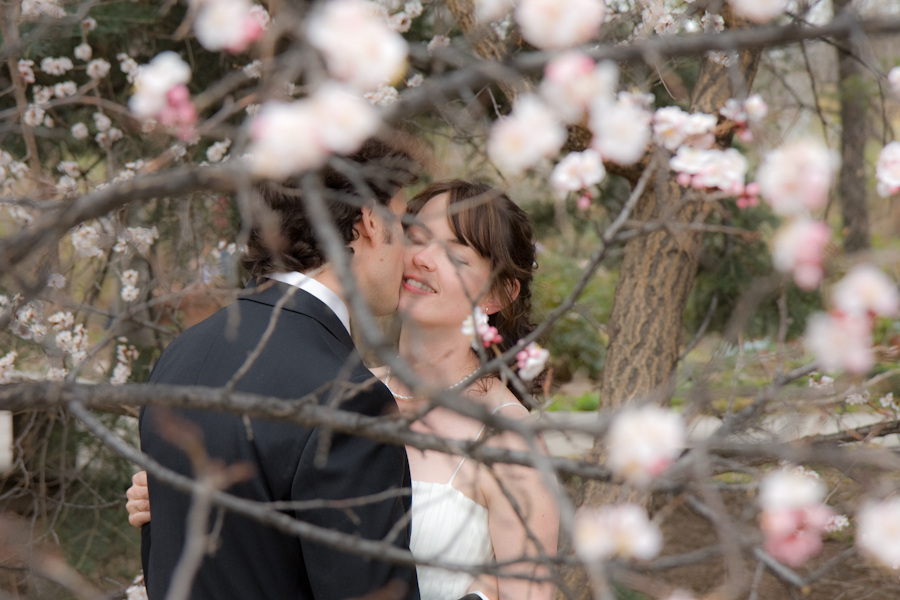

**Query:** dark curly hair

left=241, top=137, right=422, bottom=281
left=407, top=181, right=541, bottom=396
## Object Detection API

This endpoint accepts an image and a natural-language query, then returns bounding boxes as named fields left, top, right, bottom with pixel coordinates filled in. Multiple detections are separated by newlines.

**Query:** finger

left=132, top=499, right=150, bottom=512
left=128, top=511, right=150, bottom=528
left=126, top=485, right=149, bottom=500
left=132, top=471, right=148, bottom=486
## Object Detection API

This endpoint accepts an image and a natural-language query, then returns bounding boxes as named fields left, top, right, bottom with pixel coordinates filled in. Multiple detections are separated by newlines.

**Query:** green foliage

left=685, top=201, right=822, bottom=341
left=532, top=250, right=616, bottom=381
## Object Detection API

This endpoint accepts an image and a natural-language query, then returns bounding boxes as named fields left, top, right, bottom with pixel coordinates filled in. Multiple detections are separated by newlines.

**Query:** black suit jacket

left=140, top=281, right=419, bottom=600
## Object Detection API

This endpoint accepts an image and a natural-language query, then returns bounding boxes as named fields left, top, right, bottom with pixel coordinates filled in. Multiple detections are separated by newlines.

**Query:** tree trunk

left=834, top=0, right=870, bottom=253
left=558, top=27, right=762, bottom=600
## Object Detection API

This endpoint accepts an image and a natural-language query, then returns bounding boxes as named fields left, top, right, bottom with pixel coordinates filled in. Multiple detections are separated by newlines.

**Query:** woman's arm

left=481, top=404, right=559, bottom=600
left=126, top=470, right=151, bottom=528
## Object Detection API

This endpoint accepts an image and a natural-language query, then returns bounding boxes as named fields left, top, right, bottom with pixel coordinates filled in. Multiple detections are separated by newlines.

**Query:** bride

left=128, top=180, right=559, bottom=600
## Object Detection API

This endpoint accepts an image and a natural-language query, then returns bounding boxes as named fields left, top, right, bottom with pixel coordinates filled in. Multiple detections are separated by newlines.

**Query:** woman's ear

left=485, top=280, right=521, bottom=315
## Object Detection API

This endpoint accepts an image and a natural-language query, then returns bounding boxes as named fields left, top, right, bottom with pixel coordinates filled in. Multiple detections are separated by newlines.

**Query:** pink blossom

left=771, top=219, right=830, bottom=290
left=875, top=141, right=900, bottom=198
left=728, top=0, right=786, bottom=23
left=541, top=53, right=617, bottom=123
left=550, top=150, right=605, bottom=195
left=129, top=53, right=196, bottom=138
left=574, top=504, right=662, bottom=562
left=194, top=0, right=264, bottom=53
left=515, top=0, right=605, bottom=50
left=516, top=342, right=549, bottom=381
left=857, top=498, right=900, bottom=570
left=487, top=95, right=566, bottom=175
left=307, top=0, right=408, bottom=92
left=805, top=311, right=874, bottom=374
left=461, top=307, right=504, bottom=350
left=670, top=147, right=747, bottom=194
left=832, top=264, right=900, bottom=318
left=607, top=405, right=685, bottom=487
left=758, top=469, right=832, bottom=567
left=590, top=101, right=651, bottom=166
left=756, top=140, right=839, bottom=217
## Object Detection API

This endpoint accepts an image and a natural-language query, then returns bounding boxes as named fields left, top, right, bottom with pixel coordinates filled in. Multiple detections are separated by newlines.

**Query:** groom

left=140, top=138, right=425, bottom=600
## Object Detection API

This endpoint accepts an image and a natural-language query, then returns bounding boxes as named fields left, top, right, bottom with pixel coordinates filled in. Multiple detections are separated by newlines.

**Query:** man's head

left=241, top=136, right=422, bottom=315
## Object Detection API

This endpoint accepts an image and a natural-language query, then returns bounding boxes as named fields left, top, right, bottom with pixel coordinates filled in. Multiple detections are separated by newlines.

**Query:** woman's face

left=398, top=193, right=495, bottom=330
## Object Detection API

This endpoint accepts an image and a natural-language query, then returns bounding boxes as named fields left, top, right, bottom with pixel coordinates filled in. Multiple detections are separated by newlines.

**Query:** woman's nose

left=409, top=243, right=437, bottom=271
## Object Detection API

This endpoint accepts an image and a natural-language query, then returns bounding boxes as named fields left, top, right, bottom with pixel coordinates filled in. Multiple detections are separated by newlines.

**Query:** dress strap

left=447, top=402, right=527, bottom=485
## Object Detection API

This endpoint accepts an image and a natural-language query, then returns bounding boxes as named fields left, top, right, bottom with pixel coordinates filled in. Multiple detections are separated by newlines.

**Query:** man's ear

left=356, top=204, right=379, bottom=245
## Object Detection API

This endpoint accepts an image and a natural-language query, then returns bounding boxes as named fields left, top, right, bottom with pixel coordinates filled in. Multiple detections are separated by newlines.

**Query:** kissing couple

left=128, top=137, right=559, bottom=600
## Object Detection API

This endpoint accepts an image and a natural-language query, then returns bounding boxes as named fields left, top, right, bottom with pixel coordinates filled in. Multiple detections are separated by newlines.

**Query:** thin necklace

left=384, top=366, right=480, bottom=401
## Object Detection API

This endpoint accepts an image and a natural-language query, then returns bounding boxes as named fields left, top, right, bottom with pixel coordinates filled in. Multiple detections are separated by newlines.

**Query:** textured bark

left=444, top=0, right=525, bottom=102
left=835, top=0, right=871, bottom=253
left=557, top=23, right=762, bottom=600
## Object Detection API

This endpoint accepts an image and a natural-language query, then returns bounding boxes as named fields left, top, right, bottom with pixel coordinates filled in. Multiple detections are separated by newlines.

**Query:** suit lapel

left=239, top=280, right=355, bottom=351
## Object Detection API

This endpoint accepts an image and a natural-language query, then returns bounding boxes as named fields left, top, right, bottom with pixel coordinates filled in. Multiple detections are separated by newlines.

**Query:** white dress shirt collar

left=266, top=271, right=350, bottom=335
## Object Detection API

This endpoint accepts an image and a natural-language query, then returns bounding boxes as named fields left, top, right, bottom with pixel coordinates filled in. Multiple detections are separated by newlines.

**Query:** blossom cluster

left=129, top=52, right=197, bottom=139
left=194, top=0, right=268, bottom=54
left=574, top=503, right=661, bottom=562
left=110, top=339, right=139, bottom=385
left=114, top=227, right=159, bottom=256
left=607, top=405, right=685, bottom=487
left=516, top=342, right=548, bottom=381
left=247, top=83, right=379, bottom=180
left=460, top=307, right=502, bottom=350
left=758, top=468, right=834, bottom=566
left=120, top=269, right=141, bottom=303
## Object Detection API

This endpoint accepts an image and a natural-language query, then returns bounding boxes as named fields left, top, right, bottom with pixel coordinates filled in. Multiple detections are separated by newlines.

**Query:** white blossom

left=541, top=53, right=617, bottom=123
left=115, top=226, right=159, bottom=255
left=71, top=222, right=105, bottom=258
left=87, top=58, right=111, bottom=79
left=194, top=0, right=264, bottom=53
left=93, top=112, right=112, bottom=132
left=728, top=0, right=786, bottom=24
left=54, top=81, right=77, bottom=98
left=129, top=52, right=192, bottom=119
left=607, top=405, right=685, bottom=487
left=71, top=122, right=89, bottom=140
left=81, top=16, right=97, bottom=31
left=589, top=100, right=651, bottom=166
left=515, top=0, right=605, bottom=50
left=574, top=504, right=662, bottom=561
left=832, top=264, right=900, bottom=318
left=404, top=0, right=423, bottom=17
left=307, top=0, right=408, bottom=92
left=57, top=175, right=77, bottom=196
left=33, top=85, right=52, bottom=105
left=23, top=105, right=45, bottom=127
left=805, top=312, right=873, bottom=375
left=46, top=367, right=68, bottom=381
left=475, top=0, right=515, bottom=22
left=57, top=161, right=80, bottom=178
left=363, top=83, right=399, bottom=106
left=759, top=468, right=825, bottom=511
left=74, top=43, right=92, bottom=61
left=846, top=391, right=869, bottom=406
left=756, top=140, right=839, bottom=217
left=47, top=273, right=66, bottom=289
left=18, top=59, right=35, bottom=83
left=857, top=498, right=900, bottom=570
left=206, top=139, right=232, bottom=163
left=550, top=149, right=605, bottom=195
left=406, top=73, right=424, bottom=88
left=516, top=342, right=549, bottom=381
left=875, top=141, right=900, bottom=198
left=40, top=56, right=74, bottom=76
left=427, top=34, right=450, bottom=54
left=744, top=94, right=768, bottom=122
left=824, top=514, right=849, bottom=533
left=388, top=11, right=412, bottom=32
left=48, top=311, right=74, bottom=331
left=0, top=351, right=17, bottom=384
left=243, top=60, right=263, bottom=78
left=118, top=53, right=140, bottom=83
left=487, top=95, right=566, bottom=175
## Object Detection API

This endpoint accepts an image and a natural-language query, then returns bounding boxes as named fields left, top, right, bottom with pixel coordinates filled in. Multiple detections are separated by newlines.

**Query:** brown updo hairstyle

left=407, top=180, right=542, bottom=396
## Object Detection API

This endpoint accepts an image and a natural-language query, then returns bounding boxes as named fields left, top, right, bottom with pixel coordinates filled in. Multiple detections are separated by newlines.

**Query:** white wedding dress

left=408, top=402, right=521, bottom=600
